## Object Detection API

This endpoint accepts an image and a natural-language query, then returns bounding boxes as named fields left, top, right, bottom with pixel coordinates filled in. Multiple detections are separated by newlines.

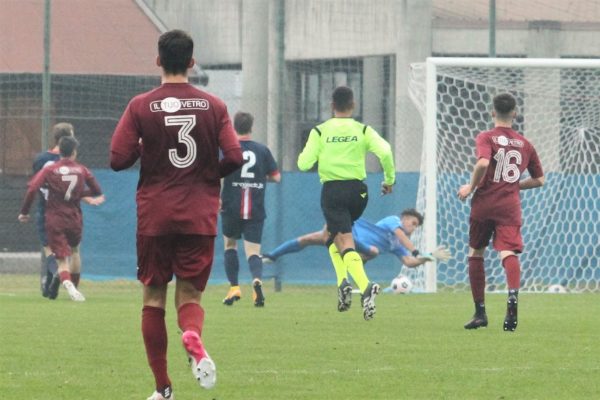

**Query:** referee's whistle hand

left=381, top=183, right=393, bottom=196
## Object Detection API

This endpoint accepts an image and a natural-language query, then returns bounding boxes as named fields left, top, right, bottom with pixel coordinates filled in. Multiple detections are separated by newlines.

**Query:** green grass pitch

left=1, top=275, right=599, bottom=399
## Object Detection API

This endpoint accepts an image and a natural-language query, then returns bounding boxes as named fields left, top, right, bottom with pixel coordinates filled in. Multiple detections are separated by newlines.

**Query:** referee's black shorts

left=320, top=180, right=368, bottom=236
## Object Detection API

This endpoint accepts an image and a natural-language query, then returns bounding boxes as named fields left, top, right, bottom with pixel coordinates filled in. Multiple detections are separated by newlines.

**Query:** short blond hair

left=52, top=122, right=74, bottom=145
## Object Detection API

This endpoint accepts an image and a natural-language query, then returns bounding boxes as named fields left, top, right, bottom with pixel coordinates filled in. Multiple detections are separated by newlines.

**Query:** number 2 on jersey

left=166, top=115, right=197, bottom=168
left=241, top=150, right=256, bottom=178
left=493, top=148, right=522, bottom=183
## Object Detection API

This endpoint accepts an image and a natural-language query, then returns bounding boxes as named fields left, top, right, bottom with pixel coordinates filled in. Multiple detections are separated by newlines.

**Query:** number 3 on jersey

left=493, top=148, right=522, bottom=183
left=166, top=115, right=197, bottom=168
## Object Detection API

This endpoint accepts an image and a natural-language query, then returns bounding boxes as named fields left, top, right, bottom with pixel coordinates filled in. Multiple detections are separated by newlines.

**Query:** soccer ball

left=390, top=275, right=413, bottom=294
left=546, top=284, right=567, bottom=294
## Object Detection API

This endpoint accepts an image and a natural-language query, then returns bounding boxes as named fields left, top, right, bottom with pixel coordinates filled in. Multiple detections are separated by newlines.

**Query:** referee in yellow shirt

left=297, top=86, right=396, bottom=321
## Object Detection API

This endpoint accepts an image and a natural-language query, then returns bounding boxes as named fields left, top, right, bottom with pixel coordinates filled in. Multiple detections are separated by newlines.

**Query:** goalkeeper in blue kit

left=261, top=209, right=452, bottom=274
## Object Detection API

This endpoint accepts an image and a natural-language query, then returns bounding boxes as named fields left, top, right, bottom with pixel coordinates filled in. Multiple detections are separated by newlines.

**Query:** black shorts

left=321, top=180, right=368, bottom=236
left=221, top=214, right=265, bottom=244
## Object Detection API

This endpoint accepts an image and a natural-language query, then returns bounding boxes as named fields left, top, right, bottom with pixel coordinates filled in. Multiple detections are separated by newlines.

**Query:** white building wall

left=144, top=0, right=600, bottom=172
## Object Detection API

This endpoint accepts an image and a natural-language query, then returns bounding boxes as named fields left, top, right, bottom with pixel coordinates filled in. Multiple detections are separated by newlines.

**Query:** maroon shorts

left=136, top=234, right=215, bottom=291
left=46, top=224, right=81, bottom=259
left=469, top=219, right=523, bottom=253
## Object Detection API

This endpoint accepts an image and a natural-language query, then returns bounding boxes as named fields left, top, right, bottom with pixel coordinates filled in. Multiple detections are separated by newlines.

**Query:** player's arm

left=519, top=176, right=545, bottom=190
left=401, top=247, right=452, bottom=268
left=393, top=227, right=418, bottom=254
left=266, top=149, right=281, bottom=183
left=364, top=127, right=395, bottom=194
left=110, top=104, right=142, bottom=171
left=82, top=171, right=105, bottom=206
left=267, top=171, right=281, bottom=183
left=458, top=158, right=489, bottom=200
left=297, top=129, right=321, bottom=171
left=18, top=170, right=47, bottom=221
left=520, top=146, right=545, bottom=190
left=458, top=134, right=491, bottom=200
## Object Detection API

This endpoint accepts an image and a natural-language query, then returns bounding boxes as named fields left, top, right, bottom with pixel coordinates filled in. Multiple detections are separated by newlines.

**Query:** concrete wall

left=142, top=0, right=600, bottom=173
left=143, top=0, right=242, bottom=65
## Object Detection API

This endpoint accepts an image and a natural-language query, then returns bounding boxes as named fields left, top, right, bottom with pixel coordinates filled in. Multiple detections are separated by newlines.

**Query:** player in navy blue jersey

left=220, top=112, right=281, bottom=307
left=32, top=122, right=74, bottom=299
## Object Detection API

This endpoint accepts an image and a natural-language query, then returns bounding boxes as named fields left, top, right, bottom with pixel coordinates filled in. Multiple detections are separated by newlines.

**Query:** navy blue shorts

left=220, top=214, right=264, bottom=244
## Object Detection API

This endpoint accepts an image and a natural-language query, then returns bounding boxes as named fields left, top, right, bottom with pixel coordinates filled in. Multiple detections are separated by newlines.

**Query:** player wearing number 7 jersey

left=458, top=93, right=544, bottom=332
left=110, top=30, right=242, bottom=399
left=19, top=136, right=105, bottom=302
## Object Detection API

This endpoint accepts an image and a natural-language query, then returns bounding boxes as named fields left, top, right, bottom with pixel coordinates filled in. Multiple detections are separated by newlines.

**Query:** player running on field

left=261, top=209, right=451, bottom=273
left=221, top=111, right=281, bottom=307
left=19, top=136, right=105, bottom=302
left=110, top=29, right=243, bottom=400
left=298, top=85, right=395, bottom=321
left=458, top=93, right=544, bottom=332
left=32, top=122, right=75, bottom=299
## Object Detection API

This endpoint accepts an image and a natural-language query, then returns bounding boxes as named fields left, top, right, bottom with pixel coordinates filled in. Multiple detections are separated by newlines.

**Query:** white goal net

left=407, top=58, right=600, bottom=293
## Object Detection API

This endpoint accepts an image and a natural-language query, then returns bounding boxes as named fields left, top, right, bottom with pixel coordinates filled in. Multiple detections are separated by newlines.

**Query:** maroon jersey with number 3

left=110, top=83, right=242, bottom=236
left=470, top=126, right=544, bottom=225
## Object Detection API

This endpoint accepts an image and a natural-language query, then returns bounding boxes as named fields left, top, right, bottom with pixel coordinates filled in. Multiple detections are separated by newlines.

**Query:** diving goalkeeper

left=262, top=208, right=451, bottom=270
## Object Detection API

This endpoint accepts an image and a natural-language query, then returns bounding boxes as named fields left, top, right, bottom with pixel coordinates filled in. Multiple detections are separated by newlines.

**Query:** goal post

left=409, top=57, right=600, bottom=293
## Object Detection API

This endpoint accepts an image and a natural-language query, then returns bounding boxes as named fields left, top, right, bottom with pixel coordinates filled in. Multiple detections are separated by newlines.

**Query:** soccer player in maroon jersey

left=220, top=111, right=281, bottom=307
left=19, top=136, right=105, bottom=302
left=110, top=30, right=242, bottom=400
left=32, top=122, right=75, bottom=299
left=458, top=93, right=545, bottom=332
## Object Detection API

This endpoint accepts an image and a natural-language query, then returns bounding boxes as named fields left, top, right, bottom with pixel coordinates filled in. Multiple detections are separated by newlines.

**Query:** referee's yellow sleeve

left=297, top=129, right=320, bottom=171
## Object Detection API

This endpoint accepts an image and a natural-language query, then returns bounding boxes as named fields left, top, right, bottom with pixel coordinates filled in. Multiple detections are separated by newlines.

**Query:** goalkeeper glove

left=422, top=246, right=452, bottom=262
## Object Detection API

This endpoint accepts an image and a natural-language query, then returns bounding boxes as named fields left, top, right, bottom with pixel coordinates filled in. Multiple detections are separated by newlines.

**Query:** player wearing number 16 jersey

left=458, top=93, right=545, bottom=332
left=110, top=30, right=242, bottom=400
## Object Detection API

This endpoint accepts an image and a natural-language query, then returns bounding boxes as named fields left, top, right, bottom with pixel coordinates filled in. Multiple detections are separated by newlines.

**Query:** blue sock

left=267, top=239, right=302, bottom=260
left=224, top=249, right=239, bottom=286
left=248, top=255, right=263, bottom=280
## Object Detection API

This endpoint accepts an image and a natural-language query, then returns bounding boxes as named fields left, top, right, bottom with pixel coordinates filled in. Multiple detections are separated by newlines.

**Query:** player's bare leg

left=464, top=247, right=487, bottom=329
left=70, top=245, right=81, bottom=288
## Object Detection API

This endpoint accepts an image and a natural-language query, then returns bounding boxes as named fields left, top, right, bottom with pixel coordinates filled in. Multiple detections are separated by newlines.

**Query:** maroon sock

left=71, top=273, right=80, bottom=287
left=142, top=306, right=171, bottom=390
left=177, top=302, right=205, bottom=336
left=502, top=255, right=521, bottom=290
left=59, top=271, right=71, bottom=283
left=468, top=257, right=486, bottom=304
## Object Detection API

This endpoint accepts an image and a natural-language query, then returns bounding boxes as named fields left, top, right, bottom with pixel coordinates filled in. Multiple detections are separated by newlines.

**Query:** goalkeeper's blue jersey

left=353, top=216, right=410, bottom=258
